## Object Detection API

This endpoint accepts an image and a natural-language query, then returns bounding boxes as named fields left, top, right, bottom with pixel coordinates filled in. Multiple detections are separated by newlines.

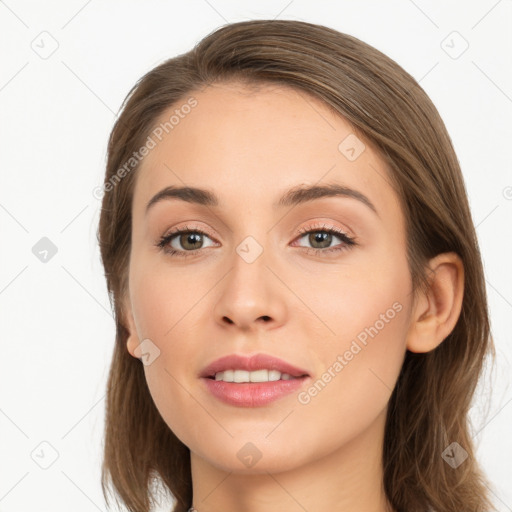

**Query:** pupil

left=183, top=233, right=202, bottom=249
left=310, top=232, right=331, bottom=248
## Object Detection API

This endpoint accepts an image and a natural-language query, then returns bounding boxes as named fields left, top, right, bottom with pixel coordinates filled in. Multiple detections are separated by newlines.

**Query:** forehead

left=132, top=82, right=399, bottom=221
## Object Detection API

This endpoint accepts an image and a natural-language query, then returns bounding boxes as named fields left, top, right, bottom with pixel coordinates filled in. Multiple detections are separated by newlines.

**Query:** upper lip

left=200, top=353, right=310, bottom=378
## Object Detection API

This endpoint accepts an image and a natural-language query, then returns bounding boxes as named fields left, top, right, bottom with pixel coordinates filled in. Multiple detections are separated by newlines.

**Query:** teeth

left=249, top=369, right=268, bottom=382
left=222, top=369, right=234, bottom=382
left=268, top=370, right=281, bottom=381
left=213, top=369, right=297, bottom=383
left=234, top=370, right=249, bottom=383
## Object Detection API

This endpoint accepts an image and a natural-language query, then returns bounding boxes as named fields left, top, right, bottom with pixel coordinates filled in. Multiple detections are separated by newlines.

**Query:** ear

left=121, top=293, right=142, bottom=359
left=406, top=252, right=464, bottom=353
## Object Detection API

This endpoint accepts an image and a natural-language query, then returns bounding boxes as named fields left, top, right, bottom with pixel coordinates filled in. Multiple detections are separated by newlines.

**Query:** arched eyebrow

left=145, top=183, right=378, bottom=217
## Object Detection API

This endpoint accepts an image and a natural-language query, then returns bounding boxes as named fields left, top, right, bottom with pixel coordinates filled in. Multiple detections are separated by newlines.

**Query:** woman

left=98, top=19, right=496, bottom=512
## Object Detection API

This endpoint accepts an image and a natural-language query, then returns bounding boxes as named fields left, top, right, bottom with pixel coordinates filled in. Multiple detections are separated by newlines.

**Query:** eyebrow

left=145, top=183, right=378, bottom=216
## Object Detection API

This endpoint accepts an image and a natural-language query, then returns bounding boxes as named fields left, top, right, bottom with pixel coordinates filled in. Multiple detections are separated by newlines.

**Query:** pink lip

left=199, top=353, right=310, bottom=408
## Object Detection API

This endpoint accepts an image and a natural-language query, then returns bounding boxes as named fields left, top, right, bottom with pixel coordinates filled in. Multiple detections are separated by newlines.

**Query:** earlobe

left=406, top=252, right=464, bottom=353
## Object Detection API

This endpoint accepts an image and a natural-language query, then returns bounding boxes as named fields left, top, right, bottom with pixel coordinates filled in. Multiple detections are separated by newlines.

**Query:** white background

left=0, top=1, right=511, bottom=511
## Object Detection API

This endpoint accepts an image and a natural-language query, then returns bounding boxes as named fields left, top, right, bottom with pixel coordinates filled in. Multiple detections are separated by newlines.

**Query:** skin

left=123, top=82, right=464, bottom=512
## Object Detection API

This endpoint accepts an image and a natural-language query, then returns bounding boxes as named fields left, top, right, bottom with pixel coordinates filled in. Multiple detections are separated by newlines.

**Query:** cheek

left=292, top=244, right=411, bottom=360
left=290, top=249, right=411, bottom=421
left=303, top=296, right=409, bottom=409
left=129, top=263, right=213, bottom=444
left=129, top=257, right=208, bottom=340
left=289, top=283, right=410, bottom=462
left=130, top=270, right=203, bottom=380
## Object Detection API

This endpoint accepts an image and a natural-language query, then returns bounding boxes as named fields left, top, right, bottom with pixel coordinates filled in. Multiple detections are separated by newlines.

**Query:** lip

left=199, top=353, right=310, bottom=408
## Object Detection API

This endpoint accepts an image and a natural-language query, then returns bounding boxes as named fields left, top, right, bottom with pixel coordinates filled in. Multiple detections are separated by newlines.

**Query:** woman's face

left=125, top=82, right=414, bottom=473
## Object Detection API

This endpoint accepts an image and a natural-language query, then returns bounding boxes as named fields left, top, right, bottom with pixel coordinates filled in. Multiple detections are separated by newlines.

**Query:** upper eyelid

left=296, top=222, right=351, bottom=236
left=164, top=225, right=217, bottom=242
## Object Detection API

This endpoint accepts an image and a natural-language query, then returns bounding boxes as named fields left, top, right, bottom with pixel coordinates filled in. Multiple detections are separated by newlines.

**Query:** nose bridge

left=213, top=228, right=286, bottom=328
left=227, top=232, right=272, bottom=301
left=225, top=209, right=273, bottom=278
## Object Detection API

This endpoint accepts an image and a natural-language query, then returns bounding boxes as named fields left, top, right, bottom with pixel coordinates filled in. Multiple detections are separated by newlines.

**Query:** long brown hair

left=97, top=19, right=496, bottom=512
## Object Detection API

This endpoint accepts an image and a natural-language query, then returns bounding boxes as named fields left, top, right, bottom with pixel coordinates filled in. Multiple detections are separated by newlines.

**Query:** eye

left=292, top=223, right=356, bottom=256
left=156, top=222, right=357, bottom=259
left=156, top=225, right=217, bottom=258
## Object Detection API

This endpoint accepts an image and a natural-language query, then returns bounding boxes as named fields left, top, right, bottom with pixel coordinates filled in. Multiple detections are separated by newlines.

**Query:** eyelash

left=156, top=223, right=357, bottom=259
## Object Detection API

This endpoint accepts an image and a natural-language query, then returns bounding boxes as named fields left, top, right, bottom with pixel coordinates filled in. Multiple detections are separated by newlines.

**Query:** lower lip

left=202, top=376, right=309, bottom=407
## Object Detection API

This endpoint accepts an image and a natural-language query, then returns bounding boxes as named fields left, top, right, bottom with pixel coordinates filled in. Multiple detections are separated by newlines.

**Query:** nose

left=213, top=247, right=287, bottom=331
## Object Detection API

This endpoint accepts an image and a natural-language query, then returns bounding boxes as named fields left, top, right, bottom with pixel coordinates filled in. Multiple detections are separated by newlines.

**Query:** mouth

left=199, top=353, right=310, bottom=407
left=205, top=369, right=307, bottom=382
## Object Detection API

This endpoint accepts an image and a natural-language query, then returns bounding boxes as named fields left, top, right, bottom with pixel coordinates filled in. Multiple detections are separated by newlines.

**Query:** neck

left=188, top=407, right=393, bottom=512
